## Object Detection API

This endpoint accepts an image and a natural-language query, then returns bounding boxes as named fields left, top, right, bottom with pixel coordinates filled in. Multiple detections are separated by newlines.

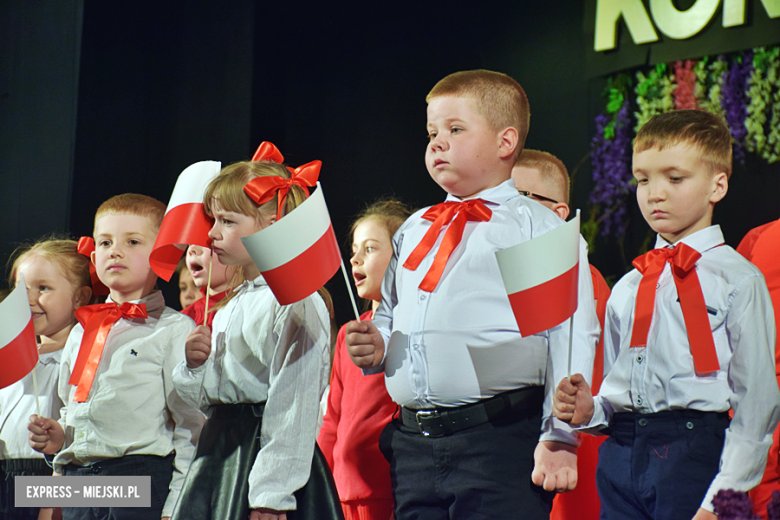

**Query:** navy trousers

left=62, top=454, right=173, bottom=520
left=378, top=405, right=554, bottom=520
left=596, top=410, right=729, bottom=520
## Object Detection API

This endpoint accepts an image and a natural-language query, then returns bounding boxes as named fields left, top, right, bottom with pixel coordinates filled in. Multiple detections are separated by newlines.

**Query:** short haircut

left=515, top=149, right=570, bottom=204
left=94, top=193, right=166, bottom=233
left=634, top=110, right=732, bottom=178
left=350, top=198, right=414, bottom=243
left=8, top=237, right=92, bottom=292
left=426, top=70, right=530, bottom=159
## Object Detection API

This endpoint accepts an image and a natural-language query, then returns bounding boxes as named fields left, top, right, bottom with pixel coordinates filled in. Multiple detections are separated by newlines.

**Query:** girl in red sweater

left=318, top=199, right=412, bottom=520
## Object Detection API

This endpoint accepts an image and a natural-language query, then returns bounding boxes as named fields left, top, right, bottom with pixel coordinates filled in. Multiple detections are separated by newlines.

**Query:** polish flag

left=496, top=211, right=581, bottom=337
left=150, top=161, right=221, bottom=281
left=241, top=182, right=340, bottom=305
left=0, top=276, right=38, bottom=389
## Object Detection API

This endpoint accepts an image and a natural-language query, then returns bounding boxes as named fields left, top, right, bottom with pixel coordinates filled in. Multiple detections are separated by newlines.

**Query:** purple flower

left=721, top=51, right=754, bottom=163
left=590, top=101, right=634, bottom=237
left=767, top=490, right=780, bottom=520
left=712, top=489, right=760, bottom=520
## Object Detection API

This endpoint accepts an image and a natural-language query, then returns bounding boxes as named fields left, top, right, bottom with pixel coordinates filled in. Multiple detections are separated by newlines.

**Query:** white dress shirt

left=590, top=225, right=780, bottom=511
left=172, top=276, right=331, bottom=512
left=372, top=179, right=600, bottom=445
left=0, top=350, right=62, bottom=459
left=55, top=291, right=204, bottom=517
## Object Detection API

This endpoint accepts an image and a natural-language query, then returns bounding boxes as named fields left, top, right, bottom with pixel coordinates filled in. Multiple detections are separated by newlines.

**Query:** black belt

left=400, top=386, right=544, bottom=437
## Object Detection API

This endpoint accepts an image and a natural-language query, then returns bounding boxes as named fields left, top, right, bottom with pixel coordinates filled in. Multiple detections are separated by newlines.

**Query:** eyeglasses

left=517, top=190, right=559, bottom=204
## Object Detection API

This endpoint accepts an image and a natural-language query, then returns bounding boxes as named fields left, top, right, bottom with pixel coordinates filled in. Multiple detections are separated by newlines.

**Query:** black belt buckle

left=415, top=410, right=444, bottom=437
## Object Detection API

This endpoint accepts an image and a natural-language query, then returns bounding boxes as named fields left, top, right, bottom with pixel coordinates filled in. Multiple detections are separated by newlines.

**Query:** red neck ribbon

left=76, top=237, right=110, bottom=296
left=68, top=302, right=147, bottom=402
left=630, top=243, right=720, bottom=373
left=245, top=141, right=321, bottom=221
left=403, top=199, right=492, bottom=292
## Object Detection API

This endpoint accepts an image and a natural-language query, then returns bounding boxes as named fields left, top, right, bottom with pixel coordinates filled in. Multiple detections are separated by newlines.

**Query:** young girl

left=170, top=159, right=342, bottom=520
left=180, top=244, right=239, bottom=329
left=318, top=199, right=412, bottom=520
left=1, top=239, right=92, bottom=520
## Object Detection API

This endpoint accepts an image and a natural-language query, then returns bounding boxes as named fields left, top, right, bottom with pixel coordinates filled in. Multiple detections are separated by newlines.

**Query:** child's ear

left=74, top=286, right=93, bottom=309
left=498, top=127, right=519, bottom=160
left=90, top=251, right=97, bottom=267
left=552, top=203, right=570, bottom=221
left=710, top=171, right=728, bottom=203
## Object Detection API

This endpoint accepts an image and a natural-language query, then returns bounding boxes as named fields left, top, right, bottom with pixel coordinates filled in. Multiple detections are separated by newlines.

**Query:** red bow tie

left=76, top=237, right=110, bottom=296
left=69, top=302, right=147, bottom=402
left=630, top=243, right=720, bottom=373
left=403, top=199, right=492, bottom=292
left=243, top=141, right=321, bottom=221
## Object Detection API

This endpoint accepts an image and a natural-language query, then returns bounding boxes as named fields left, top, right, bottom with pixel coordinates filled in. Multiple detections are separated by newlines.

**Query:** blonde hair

left=94, top=193, right=166, bottom=233
left=634, top=110, right=732, bottom=178
left=8, top=237, right=92, bottom=294
left=204, top=161, right=307, bottom=222
left=426, top=70, right=530, bottom=159
left=204, top=159, right=331, bottom=313
left=514, top=149, right=570, bottom=204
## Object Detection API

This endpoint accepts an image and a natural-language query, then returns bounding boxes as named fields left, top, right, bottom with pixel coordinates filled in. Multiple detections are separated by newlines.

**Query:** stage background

left=2, top=1, right=779, bottom=327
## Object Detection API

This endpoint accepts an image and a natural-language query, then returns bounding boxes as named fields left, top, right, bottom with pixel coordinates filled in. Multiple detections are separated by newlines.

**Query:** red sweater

left=318, top=312, right=396, bottom=502
left=181, top=289, right=228, bottom=329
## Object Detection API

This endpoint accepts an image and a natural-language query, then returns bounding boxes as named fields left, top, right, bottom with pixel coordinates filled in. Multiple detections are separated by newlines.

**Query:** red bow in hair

left=244, top=141, right=321, bottom=221
left=77, top=237, right=110, bottom=296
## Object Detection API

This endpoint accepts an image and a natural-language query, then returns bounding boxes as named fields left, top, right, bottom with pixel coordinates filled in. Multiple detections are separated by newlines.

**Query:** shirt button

left=636, top=396, right=643, bottom=405
left=413, top=344, right=419, bottom=350
left=77, top=432, right=84, bottom=439
left=91, top=466, right=100, bottom=474
left=638, top=418, right=648, bottom=427
left=636, top=355, right=643, bottom=363
left=420, top=294, right=427, bottom=301
left=686, top=421, right=694, bottom=430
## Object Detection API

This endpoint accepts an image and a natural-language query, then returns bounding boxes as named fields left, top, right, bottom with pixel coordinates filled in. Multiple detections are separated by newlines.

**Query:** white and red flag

left=241, top=182, right=340, bottom=305
left=496, top=211, right=581, bottom=337
left=150, top=160, right=221, bottom=281
left=0, top=276, right=38, bottom=389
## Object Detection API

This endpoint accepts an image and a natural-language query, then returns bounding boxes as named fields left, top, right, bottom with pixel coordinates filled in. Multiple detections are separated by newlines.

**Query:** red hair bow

left=244, top=141, right=321, bottom=221
left=77, top=237, right=110, bottom=296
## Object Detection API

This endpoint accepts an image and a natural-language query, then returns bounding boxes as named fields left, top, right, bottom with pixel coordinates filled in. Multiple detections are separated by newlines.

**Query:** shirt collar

left=654, top=225, right=725, bottom=254
left=106, top=290, right=165, bottom=314
left=444, top=179, right=518, bottom=206
left=236, top=275, right=268, bottom=291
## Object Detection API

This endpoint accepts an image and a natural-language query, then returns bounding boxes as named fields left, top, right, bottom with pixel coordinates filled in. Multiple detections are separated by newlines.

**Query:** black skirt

left=171, top=403, right=343, bottom=520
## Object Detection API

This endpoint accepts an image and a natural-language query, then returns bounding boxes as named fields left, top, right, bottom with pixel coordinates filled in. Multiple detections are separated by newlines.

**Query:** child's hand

left=553, top=373, right=594, bottom=426
left=345, top=320, right=384, bottom=369
left=249, top=508, right=287, bottom=520
left=185, top=325, right=212, bottom=369
left=28, top=415, right=65, bottom=454
left=531, top=440, right=577, bottom=492
left=691, top=508, right=717, bottom=520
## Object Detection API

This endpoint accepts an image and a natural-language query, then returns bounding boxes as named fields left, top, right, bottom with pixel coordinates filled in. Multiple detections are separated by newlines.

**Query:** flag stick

left=31, top=362, right=41, bottom=418
left=340, top=258, right=361, bottom=322
left=567, top=314, right=574, bottom=380
left=203, top=254, right=213, bottom=327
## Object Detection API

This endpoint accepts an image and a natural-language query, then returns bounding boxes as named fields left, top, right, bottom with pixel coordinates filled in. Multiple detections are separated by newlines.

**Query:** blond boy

left=512, top=149, right=571, bottom=220
left=28, top=194, right=204, bottom=520
left=554, top=110, right=780, bottom=520
left=347, top=70, right=599, bottom=519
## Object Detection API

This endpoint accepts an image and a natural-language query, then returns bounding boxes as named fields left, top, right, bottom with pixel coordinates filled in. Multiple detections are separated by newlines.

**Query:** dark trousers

left=378, top=405, right=554, bottom=520
left=0, top=458, right=51, bottom=520
left=596, top=410, right=729, bottom=520
left=62, top=453, right=173, bottom=520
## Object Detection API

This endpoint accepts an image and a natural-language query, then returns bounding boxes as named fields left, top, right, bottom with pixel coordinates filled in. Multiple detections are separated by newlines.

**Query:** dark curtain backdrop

left=3, top=1, right=779, bottom=327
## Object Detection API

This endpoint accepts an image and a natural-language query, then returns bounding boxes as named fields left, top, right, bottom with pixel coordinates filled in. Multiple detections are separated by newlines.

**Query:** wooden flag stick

left=567, top=315, right=574, bottom=380
left=340, top=258, right=361, bottom=322
left=203, top=254, right=213, bottom=327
